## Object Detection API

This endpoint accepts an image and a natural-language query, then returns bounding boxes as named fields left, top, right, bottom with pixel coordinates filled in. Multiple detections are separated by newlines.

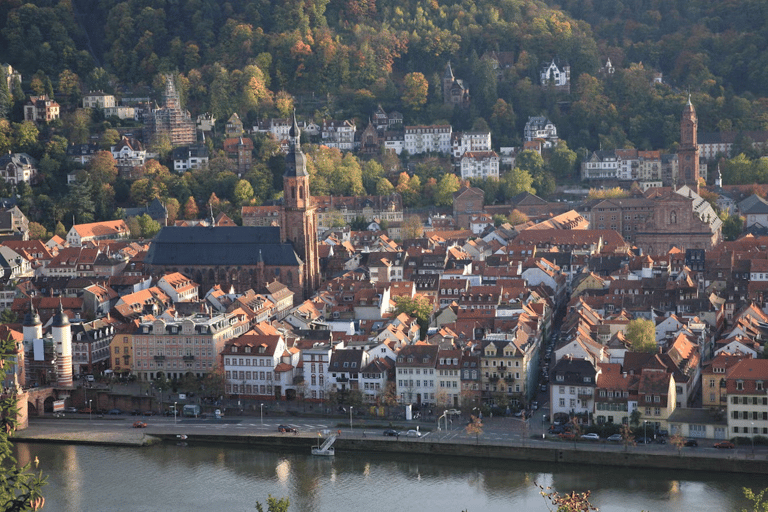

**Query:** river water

left=14, top=441, right=764, bottom=512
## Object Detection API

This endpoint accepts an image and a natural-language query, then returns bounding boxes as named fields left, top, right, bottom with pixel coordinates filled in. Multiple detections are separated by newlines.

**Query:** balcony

left=154, top=355, right=165, bottom=361
left=183, top=355, right=195, bottom=361
left=578, top=393, right=593, bottom=401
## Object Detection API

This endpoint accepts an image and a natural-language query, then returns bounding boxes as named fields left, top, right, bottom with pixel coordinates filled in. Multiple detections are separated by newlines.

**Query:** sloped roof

left=146, top=226, right=301, bottom=266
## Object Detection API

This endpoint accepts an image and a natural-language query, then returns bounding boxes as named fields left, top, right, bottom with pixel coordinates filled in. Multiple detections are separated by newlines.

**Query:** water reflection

left=14, top=442, right=763, bottom=512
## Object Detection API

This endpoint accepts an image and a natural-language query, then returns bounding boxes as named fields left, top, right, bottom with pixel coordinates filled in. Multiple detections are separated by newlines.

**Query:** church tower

left=281, top=111, right=320, bottom=299
left=678, top=95, right=699, bottom=193
left=52, top=301, right=73, bottom=388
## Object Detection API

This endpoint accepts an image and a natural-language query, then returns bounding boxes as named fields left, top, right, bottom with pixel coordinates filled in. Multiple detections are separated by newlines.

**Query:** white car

left=581, top=433, right=600, bottom=441
left=445, top=409, right=461, bottom=416
left=405, top=429, right=421, bottom=437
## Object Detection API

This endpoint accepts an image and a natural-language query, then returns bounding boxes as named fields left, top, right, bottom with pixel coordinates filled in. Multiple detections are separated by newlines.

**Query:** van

left=86, top=375, right=95, bottom=383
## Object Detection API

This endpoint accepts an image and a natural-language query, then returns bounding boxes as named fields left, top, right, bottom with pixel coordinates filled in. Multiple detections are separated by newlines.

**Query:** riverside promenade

left=14, top=415, right=768, bottom=476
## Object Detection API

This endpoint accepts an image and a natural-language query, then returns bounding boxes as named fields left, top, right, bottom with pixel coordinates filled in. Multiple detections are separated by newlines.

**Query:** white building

left=104, top=106, right=136, bottom=120
left=321, top=119, right=356, bottom=151
left=460, top=151, right=500, bottom=180
left=404, top=125, right=452, bottom=155
left=222, top=333, right=301, bottom=399
left=524, top=116, right=558, bottom=147
left=83, top=91, right=116, bottom=110
left=452, top=131, right=492, bottom=158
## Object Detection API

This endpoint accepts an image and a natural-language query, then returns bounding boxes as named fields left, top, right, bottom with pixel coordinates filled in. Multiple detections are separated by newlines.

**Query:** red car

left=133, top=421, right=148, bottom=428
left=713, top=441, right=734, bottom=449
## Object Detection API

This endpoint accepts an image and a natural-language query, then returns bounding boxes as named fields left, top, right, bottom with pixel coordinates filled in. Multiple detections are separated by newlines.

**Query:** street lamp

left=349, top=406, right=353, bottom=432
left=89, top=399, right=92, bottom=421
left=174, top=401, right=178, bottom=425
left=643, top=420, right=648, bottom=443
left=260, top=403, right=264, bottom=425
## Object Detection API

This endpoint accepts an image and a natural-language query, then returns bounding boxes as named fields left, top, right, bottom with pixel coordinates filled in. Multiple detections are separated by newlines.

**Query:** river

left=14, top=441, right=764, bottom=512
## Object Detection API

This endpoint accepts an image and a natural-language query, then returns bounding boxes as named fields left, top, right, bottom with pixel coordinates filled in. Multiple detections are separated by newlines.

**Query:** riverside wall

left=149, top=433, right=768, bottom=475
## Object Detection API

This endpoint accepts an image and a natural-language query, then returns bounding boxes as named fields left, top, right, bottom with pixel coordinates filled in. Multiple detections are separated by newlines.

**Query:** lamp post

left=349, top=406, right=353, bottom=432
left=89, top=400, right=92, bottom=422
left=260, top=403, right=264, bottom=425
left=643, top=420, right=647, bottom=444
left=174, top=401, right=177, bottom=425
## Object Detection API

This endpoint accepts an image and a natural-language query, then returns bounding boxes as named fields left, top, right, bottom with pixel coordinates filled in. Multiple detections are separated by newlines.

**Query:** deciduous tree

left=625, top=318, right=657, bottom=353
left=402, top=72, right=429, bottom=110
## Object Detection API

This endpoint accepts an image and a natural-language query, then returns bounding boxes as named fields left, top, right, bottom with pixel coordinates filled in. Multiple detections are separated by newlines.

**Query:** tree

left=669, top=433, right=686, bottom=456
left=620, top=422, right=636, bottom=453
left=549, top=141, right=578, bottom=179
left=625, top=318, right=657, bottom=353
left=720, top=211, right=744, bottom=241
left=375, top=177, right=394, bottom=196
left=183, top=197, right=199, bottom=220
left=55, top=222, right=67, bottom=238
left=433, top=173, right=460, bottom=206
left=391, top=296, right=432, bottom=339
left=0, top=310, right=18, bottom=324
left=0, top=336, right=47, bottom=510
left=508, top=209, right=529, bottom=226
left=274, top=91, right=294, bottom=118
left=501, top=167, right=535, bottom=198
left=742, top=487, right=768, bottom=512
left=255, top=495, right=289, bottom=512
left=465, top=415, right=483, bottom=444
left=137, top=214, right=162, bottom=239
left=233, top=179, right=255, bottom=206
left=402, top=72, right=428, bottom=110
left=0, top=67, right=11, bottom=120
left=27, top=222, right=49, bottom=240
left=401, top=215, right=424, bottom=240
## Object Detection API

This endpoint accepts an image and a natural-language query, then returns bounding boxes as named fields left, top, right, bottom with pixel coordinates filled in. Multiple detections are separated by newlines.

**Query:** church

left=145, top=113, right=320, bottom=301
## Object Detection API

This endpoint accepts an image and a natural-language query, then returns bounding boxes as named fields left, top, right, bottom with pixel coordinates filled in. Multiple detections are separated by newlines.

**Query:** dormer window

left=232, top=347, right=237, bottom=353
left=758, top=381, right=764, bottom=391
left=737, top=380, right=744, bottom=390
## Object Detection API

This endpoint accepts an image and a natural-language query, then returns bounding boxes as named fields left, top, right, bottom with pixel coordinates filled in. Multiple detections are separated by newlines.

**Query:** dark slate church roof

left=145, top=226, right=302, bottom=267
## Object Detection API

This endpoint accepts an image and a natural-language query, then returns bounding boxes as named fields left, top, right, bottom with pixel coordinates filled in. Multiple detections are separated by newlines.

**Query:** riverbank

left=15, top=422, right=768, bottom=475
left=14, top=422, right=161, bottom=447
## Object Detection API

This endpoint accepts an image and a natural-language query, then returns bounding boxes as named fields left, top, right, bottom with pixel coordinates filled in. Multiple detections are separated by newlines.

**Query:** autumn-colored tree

left=508, top=209, right=529, bottom=226
left=669, top=433, right=686, bottom=456
left=87, top=151, right=118, bottom=187
left=401, top=214, right=424, bottom=240
left=164, top=197, right=180, bottom=224
left=402, top=72, right=428, bottom=110
left=275, top=90, right=294, bottom=118
left=183, top=196, right=199, bottom=220
left=466, top=415, right=484, bottom=444
left=207, top=192, right=221, bottom=216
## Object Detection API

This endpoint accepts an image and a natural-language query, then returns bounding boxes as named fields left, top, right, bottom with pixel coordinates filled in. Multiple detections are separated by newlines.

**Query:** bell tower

left=678, top=95, right=699, bottom=193
left=281, top=111, right=320, bottom=298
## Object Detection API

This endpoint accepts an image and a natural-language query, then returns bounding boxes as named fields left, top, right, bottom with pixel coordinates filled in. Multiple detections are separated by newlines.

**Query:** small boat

left=312, top=434, right=336, bottom=456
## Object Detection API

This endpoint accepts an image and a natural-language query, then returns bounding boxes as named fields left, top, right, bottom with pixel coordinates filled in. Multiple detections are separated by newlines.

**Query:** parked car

left=714, top=441, right=735, bottom=449
left=278, top=425, right=297, bottom=433
left=540, top=384, right=547, bottom=392
left=383, top=429, right=399, bottom=437
left=634, top=436, right=651, bottom=444
left=405, top=429, right=421, bottom=437
left=64, top=407, right=78, bottom=414
left=445, top=409, right=461, bottom=416
left=530, top=401, right=538, bottom=410
left=684, top=439, right=698, bottom=447
left=581, top=433, right=600, bottom=441
left=130, top=409, right=142, bottom=416
left=108, top=409, right=123, bottom=415
left=143, top=410, right=155, bottom=416
left=132, top=421, right=147, bottom=428
left=606, top=433, right=623, bottom=442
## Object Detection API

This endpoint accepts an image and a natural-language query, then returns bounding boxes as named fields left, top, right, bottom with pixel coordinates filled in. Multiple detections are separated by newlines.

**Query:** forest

left=1, top=0, right=768, bottom=235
